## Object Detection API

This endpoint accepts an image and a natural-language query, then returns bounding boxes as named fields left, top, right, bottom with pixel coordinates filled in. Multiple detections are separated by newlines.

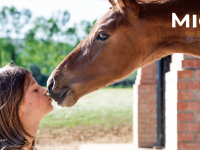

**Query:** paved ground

left=37, top=144, right=154, bottom=150
left=79, top=144, right=153, bottom=150
left=36, top=124, right=133, bottom=150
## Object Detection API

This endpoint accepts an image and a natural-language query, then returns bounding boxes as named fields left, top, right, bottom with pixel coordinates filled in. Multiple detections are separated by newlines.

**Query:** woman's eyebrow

left=30, top=81, right=36, bottom=87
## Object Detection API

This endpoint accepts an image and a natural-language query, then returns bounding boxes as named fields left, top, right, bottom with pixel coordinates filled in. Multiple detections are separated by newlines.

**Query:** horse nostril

left=48, top=78, right=55, bottom=94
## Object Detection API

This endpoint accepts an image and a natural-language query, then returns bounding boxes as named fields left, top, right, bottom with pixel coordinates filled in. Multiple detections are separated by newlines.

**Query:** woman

left=0, top=64, right=53, bottom=150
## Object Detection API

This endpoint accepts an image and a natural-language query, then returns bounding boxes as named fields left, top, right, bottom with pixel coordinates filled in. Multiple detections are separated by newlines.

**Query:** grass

left=39, top=88, right=133, bottom=128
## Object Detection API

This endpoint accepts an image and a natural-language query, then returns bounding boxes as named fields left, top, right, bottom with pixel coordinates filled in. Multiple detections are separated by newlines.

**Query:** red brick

left=147, top=113, right=156, bottom=117
left=139, top=99, right=147, bottom=104
left=138, top=103, right=155, bottom=109
left=142, top=63, right=157, bottom=74
left=178, top=143, right=200, bottom=150
left=146, top=139, right=157, bottom=144
left=138, top=104, right=147, bottom=110
left=197, top=91, right=200, bottom=100
left=178, top=102, right=200, bottom=111
left=139, top=107, right=156, bottom=114
left=178, top=91, right=193, bottom=100
left=182, top=60, right=200, bottom=69
left=198, top=133, right=200, bottom=141
left=138, top=61, right=158, bottom=148
left=148, top=99, right=157, bottom=104
left=149, top=108, right=156, bottom=113
left=140, top=79, right=157, bottom=84
left=146, top=127, right=157, bottom=133
left=139, top=93, right=156, bottom=99
left=146, top=119, right=157, bottom=124
left=178, top=123, right=200, bottom=131
left=197, top=70, right=200, bottom=78
left=139, top=133, right=154, bottom=139
left=143, top=62, right=157, bottom=69
left=178, top=70, right=194, bottom=78
left=178, top=81, right=200, bottom=90
left=138, top=84, right=156, bottom=89
left=147, top=124, right=157, bottom=128
left=178, top=113, right=194, bottom=121
left=139, top=142, right=154, bottom=148
left=138, top=89, right=157, bottom=94
left=197, top=113, right=200, bottom=122
left=138, top=119, right=146, bottom=124
left=139, top=88, right=157, bottom=94
left=142, top=69, right=157, bottom=74
left=138, top=114, right=148, bottom=118
left=139, top=128, right=146, bottom=133
left=178, top=133, right=194, bottom=142
left=141, top=74, right=156, bottom=79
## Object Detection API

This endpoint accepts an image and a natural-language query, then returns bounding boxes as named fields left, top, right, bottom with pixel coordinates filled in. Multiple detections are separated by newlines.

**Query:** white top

left=21, top=146, right=38, bottom=150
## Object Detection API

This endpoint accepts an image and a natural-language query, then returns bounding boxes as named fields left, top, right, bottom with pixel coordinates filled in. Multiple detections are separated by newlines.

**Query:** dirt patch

left=35, top=124, right=133, bottom=150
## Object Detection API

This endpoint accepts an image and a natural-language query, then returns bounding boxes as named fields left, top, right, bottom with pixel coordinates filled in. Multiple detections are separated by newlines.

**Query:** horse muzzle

left=47, top=78, right=76, bottom=107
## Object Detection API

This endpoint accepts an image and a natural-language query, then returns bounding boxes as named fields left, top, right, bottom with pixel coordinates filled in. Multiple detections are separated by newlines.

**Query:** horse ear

left=109, top=0, right=117, bottom=7
left=118, top=0, right=141, bottom=14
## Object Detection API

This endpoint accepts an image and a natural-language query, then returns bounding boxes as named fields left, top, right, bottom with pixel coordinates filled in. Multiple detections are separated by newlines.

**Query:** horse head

left=47, top=0, right=200, bottom=107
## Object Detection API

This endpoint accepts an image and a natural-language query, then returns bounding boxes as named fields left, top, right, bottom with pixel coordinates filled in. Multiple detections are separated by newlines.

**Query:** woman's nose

left=43, top=87, right=48, bottom=95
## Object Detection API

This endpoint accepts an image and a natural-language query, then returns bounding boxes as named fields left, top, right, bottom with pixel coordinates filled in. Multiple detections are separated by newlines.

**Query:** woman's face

left=19, top=73, right=53, bottom=121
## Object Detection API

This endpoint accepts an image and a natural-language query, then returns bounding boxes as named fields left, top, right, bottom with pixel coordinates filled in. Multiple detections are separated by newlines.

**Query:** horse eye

left=95, top=33, right=109, bottom=41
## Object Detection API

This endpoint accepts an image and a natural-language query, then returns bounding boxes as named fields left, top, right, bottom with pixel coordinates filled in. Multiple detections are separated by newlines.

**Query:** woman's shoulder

left=0, top=146, right=37, bottom=150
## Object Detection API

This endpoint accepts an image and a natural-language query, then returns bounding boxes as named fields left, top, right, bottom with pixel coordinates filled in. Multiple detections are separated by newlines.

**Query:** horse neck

left=137, top=0, right=200, bottom=66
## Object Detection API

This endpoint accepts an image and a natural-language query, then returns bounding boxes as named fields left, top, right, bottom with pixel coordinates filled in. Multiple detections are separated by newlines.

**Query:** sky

left=0, top=0, right=112, bottom=27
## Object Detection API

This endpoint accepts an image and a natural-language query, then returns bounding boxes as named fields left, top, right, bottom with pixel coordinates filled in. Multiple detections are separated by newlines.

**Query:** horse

left=47, top=0, right=200, bottom=107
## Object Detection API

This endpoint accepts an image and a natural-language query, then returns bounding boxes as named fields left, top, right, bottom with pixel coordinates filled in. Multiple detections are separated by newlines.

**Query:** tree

left=17, top=10, right=79, bottom=74
left=0, top=6, right=97, bottom=76
left=81, top=20, right=97, bottom=36
left=0, top=6, right=31, bottom=67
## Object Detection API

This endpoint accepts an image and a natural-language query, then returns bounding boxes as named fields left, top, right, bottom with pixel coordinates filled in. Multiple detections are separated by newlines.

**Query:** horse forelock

left=109, top=0, right=117, bottom=6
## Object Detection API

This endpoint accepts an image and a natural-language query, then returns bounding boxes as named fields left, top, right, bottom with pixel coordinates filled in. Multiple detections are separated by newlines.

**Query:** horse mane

left=139, top=0, right=200, bottom=19
left=136, top=0, right=171, bottom=4
left=108, top=0, right=171, bottom=7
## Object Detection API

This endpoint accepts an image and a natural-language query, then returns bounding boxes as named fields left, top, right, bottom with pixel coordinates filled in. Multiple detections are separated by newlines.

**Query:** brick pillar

left=165, top=54, right=200, bottom=150
left=177, top=55, right=200, bottom=150
left=133, top=62, right=158, bottom=148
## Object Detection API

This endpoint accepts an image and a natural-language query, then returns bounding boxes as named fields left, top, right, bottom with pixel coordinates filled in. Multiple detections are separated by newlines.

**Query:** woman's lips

left=48, top=98, right=53, bottom=102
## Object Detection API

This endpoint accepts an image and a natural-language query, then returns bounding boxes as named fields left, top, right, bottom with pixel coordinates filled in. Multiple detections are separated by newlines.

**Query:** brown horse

left=47, top=0, right=200, bottom=107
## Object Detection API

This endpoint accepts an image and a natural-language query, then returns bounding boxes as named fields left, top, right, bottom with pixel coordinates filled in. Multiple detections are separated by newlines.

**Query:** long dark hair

left=0, top=65, right=35, bottom=150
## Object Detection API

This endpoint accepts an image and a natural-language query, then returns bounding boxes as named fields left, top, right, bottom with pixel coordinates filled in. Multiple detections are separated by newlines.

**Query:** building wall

left=134, top=62, right=158, bottom=148
left=176, top=55, right=200, bottom=150
left=134, top=54, right=200, bottom=150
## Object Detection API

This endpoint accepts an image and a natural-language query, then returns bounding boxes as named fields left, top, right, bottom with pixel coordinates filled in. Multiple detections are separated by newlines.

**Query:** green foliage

left=0, top=38, right=17, bottom=66
left=30, top=65, right=49, bottom=86
left=0, top=6, right=95, bottom=75
left=81, top=19, right=97, bottom=35
left=16, top=37, right=75, bottom=74
left=0, top=6, right=136, bottom=85
left=110, top=71, right=137, bottom=87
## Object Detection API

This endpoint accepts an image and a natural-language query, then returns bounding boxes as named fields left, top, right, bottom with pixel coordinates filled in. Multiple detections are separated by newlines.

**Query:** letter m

left=172, top=13, right=190, bottom=28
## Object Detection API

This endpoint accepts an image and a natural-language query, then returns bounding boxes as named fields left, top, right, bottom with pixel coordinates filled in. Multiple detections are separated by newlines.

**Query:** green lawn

left=39, top=88, right=133, bottom=128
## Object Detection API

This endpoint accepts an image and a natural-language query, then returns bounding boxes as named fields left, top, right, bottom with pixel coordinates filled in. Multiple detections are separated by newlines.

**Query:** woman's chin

left=49, top=104, right=54, bottom=112
left=46, top=104, right=54, bottom=115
